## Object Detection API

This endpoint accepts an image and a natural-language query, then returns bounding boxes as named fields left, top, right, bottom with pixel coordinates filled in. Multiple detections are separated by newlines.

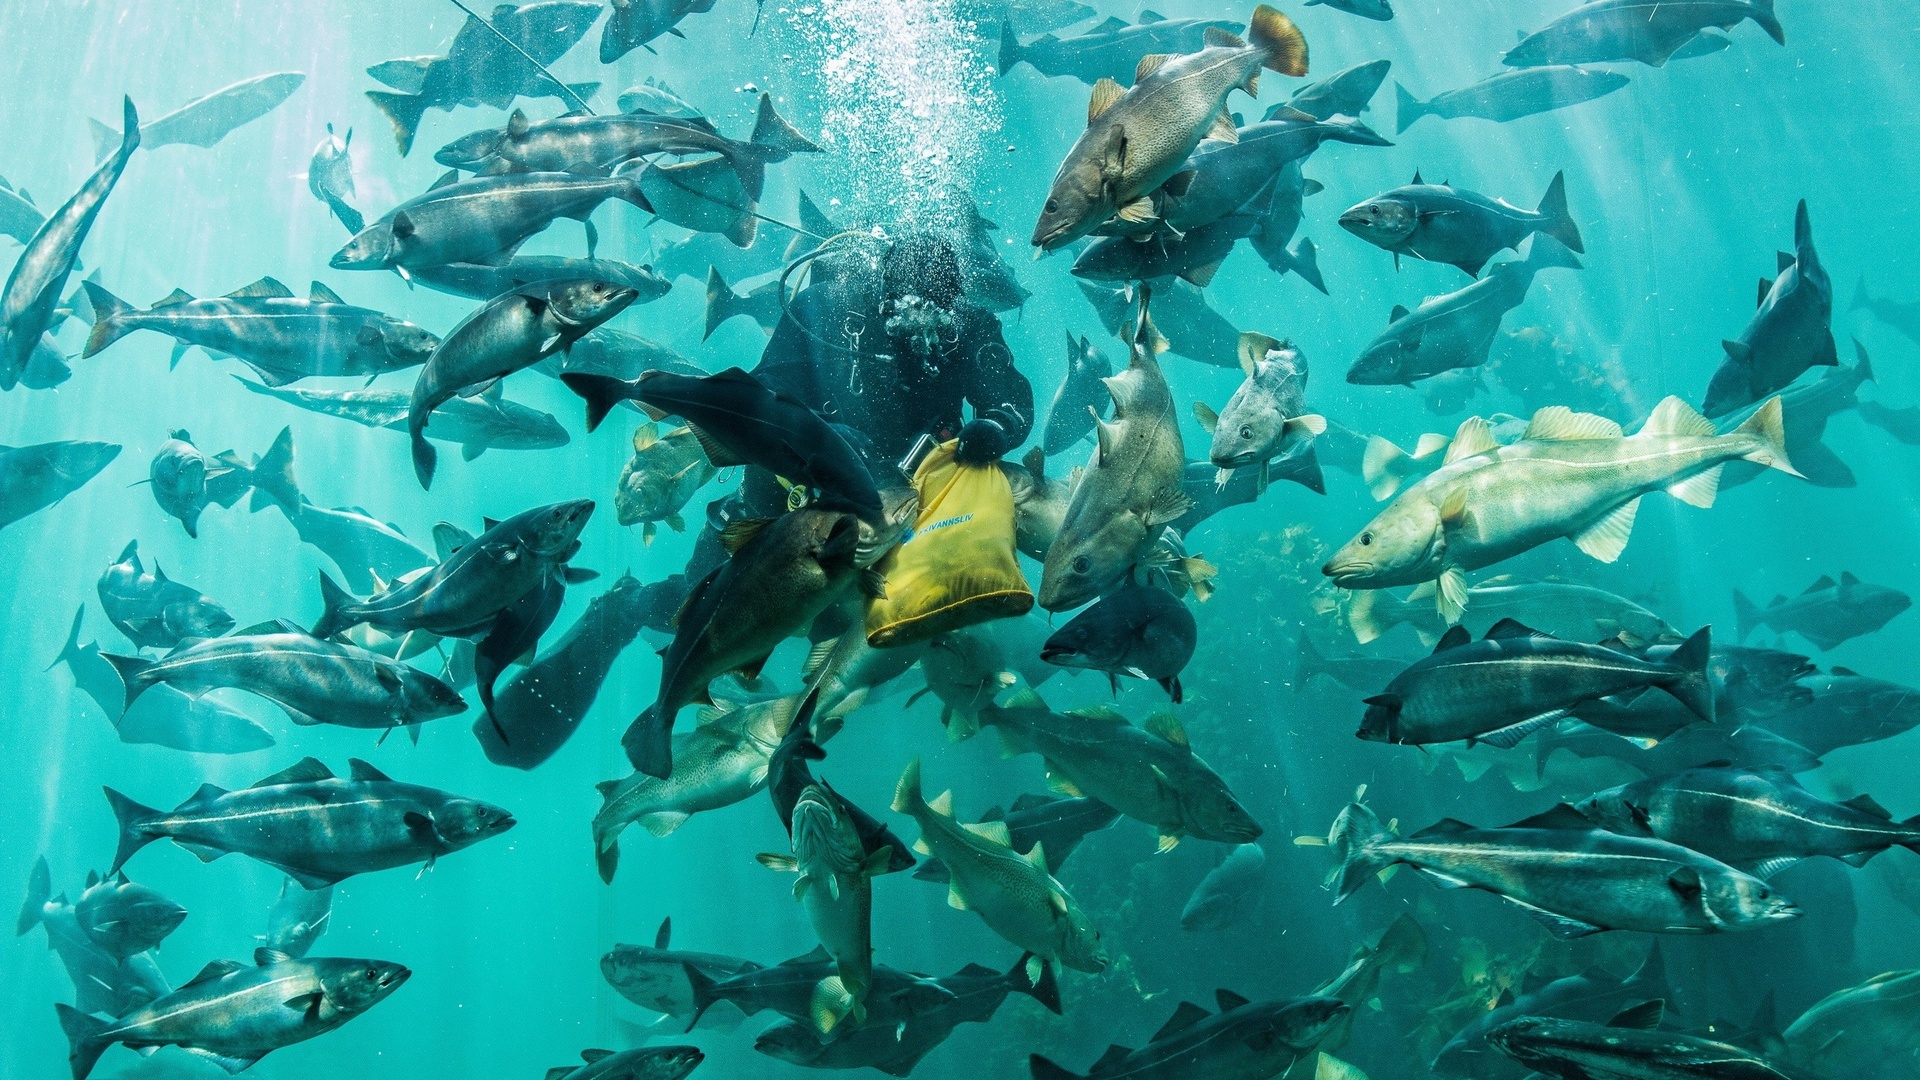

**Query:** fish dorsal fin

left=237, top=618, right=307, bottom=637
left=150, top=289, right=197, bottom=312
left=1410, top=169, right=1424, bottom=185
left=1025, top=841, right=1049, bottom=870
left=1843, top=793, right=1893, bottom=820
left=1065, top=704, right=1129, bottom=726
left=1412, top=432, right=1450, bottom=459
left=429, top=169, right=461, bottom=192
left=1483, top=618, right=1549, bottom=641
left=255, top=947, right=291, bottom=965
left=1138, top=8, right=1166, bottom=20
left=1094, top=1045, right=1135, bottom=1071
left=481, top=516, right=503, bottom=531
left=1000, top=686, right=1049, bottom=712
left=1839, top=571, right=1861, bottom=588
left=1135, top=53, right=1171, bottom=82
left=1206, top=110, right=1239, bottom=144
left=1609, top=999, right=1665, bottom=1029
left=1215, top=988, right=1251, bottom=1011
left=580, top=1049, right=615, bottom=1064
left=1388, top=304, right=1410, bottom=323
left=1525, top=406, right=1622, bottom=441
left=1803, top=575, right=1837, bottom=594
left=1507, top=804, right=1594, bottom=831
left=719, top=517, right=772, bottom=555
left=1203, top=26, right=1246, bottom=48
left=687, top=423, right=747, bottom=468
left=1238, top=332, right=1279, bottom=375
left=978, top=806, right=1006, bottom=822
left=1777, top=250, right=1796, bottom=273
left=1431, top=625, right=1471, bottom=653
left=227, top=277, right=295, bottom=300
left=782, top=945, right=832, bottom=966
left=1443, top=416, right=1497, bottom=464
left=632, top=423, right=658, bottom=451
left=1154, top=1001, right=1212, bottom=1041
left=1088, top=78, right=1125, bottom=123
left=1193, top=401, right=1219, bottom=433
left=185, top=959, right=246, bottom=986
left=1832, top=666, right=1858, bottom=677
left=252, top=758, right=335, bottom=787
left=1145, top=711, right=1189, bottom=748
left=1094, top=15, right=1130, bottom=32
left=347, top=758, right=394, bottom=783
left=962, top=820, right=1012, bottom=847
left=1411, top=818, right=1473, bottom=837
left=308, top=281, right=345, bottom=304
left=1637, top=396, right=1714, bottom=438
left=928, top=790, right=955, bottom=817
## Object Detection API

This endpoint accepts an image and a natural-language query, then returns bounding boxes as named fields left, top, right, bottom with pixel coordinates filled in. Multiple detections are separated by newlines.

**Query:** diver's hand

left=955, top=418, right=1010, bottom=464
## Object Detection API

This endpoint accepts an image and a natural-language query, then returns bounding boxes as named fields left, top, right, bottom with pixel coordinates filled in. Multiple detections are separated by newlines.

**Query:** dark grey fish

left=88, top=73, right=303, bottom=160
left=617, top=77, right=702, bottom=117
left=753, top=955, right=1059, bottom=1076
left=1294, top=634, right=1409, bottom=692
left=476, top=573, right=651, bottom=769
left=552, top=326, right=707, bottom=382
left=331, top=171, right=648, bottom=275
left=1327, top=801, right=1801, bottom=936
left=1505, top=0, right=1784, bottom=68
left=1340, top=170, right=1585, bottom=277
left=1043, top=331, right=1113, bottom=455
left=1859, top=398, right=1920, bottom=445
left=1540, top=720, right=1823, bottom=777
left=702, top=267, right=782, bottom=339
left=1304, top=0, right=1391, bottom=20
left=105, top=757, right=513, bottom=888
left=546, top=1045, right=705, bottom=1080
left=1578, top=765, right=1920, bottom=878
left=0, top=174, right=47, bottom=245
left=278, top=500, right=436, bottom=596
left=234, top=377, right=569, bottom=464
left=1073, top=215, right=1249, bottom=288
left=998, top=12, right=1244, bottom=85
left=72, top=871, right=186, bottom=960
left=0, top=98, right=136, bottom=389
left=912, top=794, right=1120, bottom=884
left=105, top=619, right=466, bottom=736
left=1396, top=67, right=1630, bottom=132
left=1279, top=59, right=1391, bottom=120
left=1757, top=669, right=1920, bottom=756
left=1077, top=278, right=1242, bottom=368
left=50, top=605, right=132, bottom=718
left=0, top=439, right=120, bottom=528
left=1145, top=112, right=1388, bottom=240
left=1180, top=842, right=1266, bottom=930
left=17, top=858, right=172, bottom=1018
left=1029, top=994, right=1348, bottom=1080
left=562, top=367, right=883, bottom=522
left=1348, top=238, right=1582, bottom=385
left=1717, top=338, right=1871, bottom=489
left=1433, top=945, right=1670, bottom=1079
left=601, top=917, right=762, bottom=1020
left=407, top=278, right=636, bottom=488
left=1734, top=571, right=1909, bottom=651
left=308, top=124, right=361, bottom=233
left=57, top=950, right=408, bottom=1080
left=1245, top=160, right=1326, bottom=292
left=653, top=226, right=794, bottom=285
left=1851, top=277, right=1920, bottom=349
left=97, top=540, right=233, bottom=648
left=1004, top=0, right=1099, bottom=36
left=1040, top=582, right=1196, bottom=700
left=1565, top=641, right=1815, bottom=743
left=366, top=0, right=602, bottom=155
left=601, top=0, right=719, bottom=60
left=1703, top=200, right=1835, bottom=417
left=82, top=276, right=439, bottom=383
left=262, top=878, right=331, bottom=959
left=686, top=948, right=952, bottom=1035
left=1672, top=28, right=1735, bottom=58
left=145, top=427, right=297, bottom=539
left=410, top=255, right=670, bottom=304
left=1488, top=1004, right=1794, bottom=1080
left=52, top=607, right=276, bottom=752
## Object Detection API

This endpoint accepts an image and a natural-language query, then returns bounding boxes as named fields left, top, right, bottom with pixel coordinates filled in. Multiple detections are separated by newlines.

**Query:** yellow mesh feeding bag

left=865, top=439, right=1033, bottom=647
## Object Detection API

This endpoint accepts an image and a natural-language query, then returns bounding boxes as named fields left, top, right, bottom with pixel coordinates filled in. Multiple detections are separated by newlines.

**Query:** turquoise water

left=3, top=1, right=1919, bottom=1078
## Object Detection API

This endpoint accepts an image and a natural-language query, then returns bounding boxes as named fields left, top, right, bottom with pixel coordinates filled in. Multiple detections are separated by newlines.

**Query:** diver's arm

left=960, top=315, right=1035, bottom=454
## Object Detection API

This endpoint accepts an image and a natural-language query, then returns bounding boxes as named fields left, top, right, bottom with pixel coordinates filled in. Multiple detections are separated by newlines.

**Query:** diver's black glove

left=955, top=418, right=1010, bottom=465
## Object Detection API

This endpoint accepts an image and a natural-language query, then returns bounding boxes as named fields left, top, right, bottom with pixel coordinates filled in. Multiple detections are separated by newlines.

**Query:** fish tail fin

left=1294, top=633, right=1325, bottom=692
left=1748, top=0, right=1785, bottom=45
left=1009, top=952, right=1062, bottom=1014
left=1661, top=626, right=1715, bottom=724
left=86, top=119, right=119, bottom=165
left=1524, top=234, right=1583, bottom=273
left=616, top=173, right=655, bottom=214
left=1267, top=234, right=1325, bottom=294
left=49, top=605, right=86, bottom=672
left=366, top=91, right=428, bottom=156
left=79, top=281, right=136, bottom=358
left=1029, top=1055, right=1087, bottom=1080
left=1361, top=435, right=1407, bottom=501
left=17, top=855, right=50, bottom=935
left=996, top=20, right=1022, bottom=74
left=749, top=92, right=819, bottom=156
left=103, top=787, right=162, bottom=875
left=1732, top=589, right=1760, bottom=642
left=1850, top=275, right=1870, bottom=313
left=559, top=372, right=628, bottom=433
left=1535, top=171, right=1584, bottom=254
left=1327, top=801, right=1396, bottom=903
left=247, top=427, right=299, bottom=513
left=890, top=756, right=925, bottom=815
left=594, top=822, right=621, bottom=885
left=99, top=653, right=154, bottom=711
left=703, top=267, right=740, bottom=342
left=56, top=1003, right=112, bottom=1080
left=1732, top=397, right=1800, bottom=476
left=1346, top=588, right=1395, bottom=644
left=681, top=963, right=721, bottom=1031
left=311, top=571, right=358, bottom=640
left=1899, top=818, right=1920, bottom=854
left=1852, top=338, right=1874, bottom=384
left=324, top=193, right=365, bottom=235
left=117, top=96, right=140, bottom=156
left=1393, top=82, right=1426, bottom=134
left=1249, top=4, right=1309, bottom=77
left=622, top=706, right=674, bottom=779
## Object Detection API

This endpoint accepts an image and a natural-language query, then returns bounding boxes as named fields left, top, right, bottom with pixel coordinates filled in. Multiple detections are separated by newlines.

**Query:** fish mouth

left=380, top=966, right=411, bottom=989
left=1212, top=450, right=1259, bottom=470
left=489, top=814, right=519, bottom=834
left=1037, top=644, right=1081, bottom=665
left=1322, top=559, right=1372, bottom=582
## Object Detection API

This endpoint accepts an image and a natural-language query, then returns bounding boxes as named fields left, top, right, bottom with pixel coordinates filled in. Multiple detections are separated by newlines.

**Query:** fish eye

left=1360, top=532, right=1373, bottom=546
left=1238, top=424, right=1253, bottom=439
left=1072, top=555, right=1090, bottom=574
left=1044, top=199, right=1059, bottom=214
left=365, top=967, right=378, bottom=979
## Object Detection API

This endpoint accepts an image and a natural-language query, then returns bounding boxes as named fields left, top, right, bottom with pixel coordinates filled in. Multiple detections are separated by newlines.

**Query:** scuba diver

left=636, top=229, right=1036, bottom=626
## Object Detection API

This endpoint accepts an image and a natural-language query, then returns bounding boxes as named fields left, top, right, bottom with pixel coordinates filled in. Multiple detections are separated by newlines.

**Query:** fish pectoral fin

left=174, top=841, right=229, bottom=863
left=946, top=881, right=970, bottom=910
left=640, top=812, right=691, bottom=837
left=1472, top=710, right=1568, bottom=751
left=1505, top=898, right=1605, bottom=939
left=1570, top=497, right=1640, bottom=563
left=1749, top=856, right=1801, bottom=879
left=178, top=1048, right=264, bottom=1074
left=283, top=991, right=325, bottom=1019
